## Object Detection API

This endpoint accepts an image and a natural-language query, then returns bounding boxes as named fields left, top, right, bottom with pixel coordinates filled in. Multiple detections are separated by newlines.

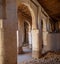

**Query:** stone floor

left=17, top=46, right=32, bottom=64
left=17, top=46, right=60, bottom=64
left=19, top=51, right=60, bottom=64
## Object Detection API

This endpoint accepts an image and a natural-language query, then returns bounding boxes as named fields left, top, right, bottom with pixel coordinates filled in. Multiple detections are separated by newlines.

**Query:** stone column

left=31, top=8, right=43, bottom=58
left=28, top=25, right=32, bottom=49
left=32, top=29, right=42, bottom=58
left=28, top=31, right=32, bottom=49
left=2, top=0, right=18, bottom=64
left=18, top=15, right=25, bottom=54
left=32, top=21, right=42, bottom=58
left=32, top=18, right=42, bottom=58
left=17, top=30, right=23, bottom=54
left=42, top=18, right=48, bottom=53
left=0, top=20, right=4, bottom=64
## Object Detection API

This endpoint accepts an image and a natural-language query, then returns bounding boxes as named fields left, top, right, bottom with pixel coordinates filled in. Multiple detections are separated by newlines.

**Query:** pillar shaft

left=17, top=30, right=23, bottom=54
left=18, top=19, right=24, bottom=54
left=1, top=0, right=18, bottom=64
left=28, top=31, right=32, bottom=48
left=32, top=29, right=42, bottom=58
left=0, top=20, right=4, bottom=64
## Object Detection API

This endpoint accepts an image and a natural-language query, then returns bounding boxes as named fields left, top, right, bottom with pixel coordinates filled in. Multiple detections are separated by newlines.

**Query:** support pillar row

left=32, top=29, right=42, bottom=58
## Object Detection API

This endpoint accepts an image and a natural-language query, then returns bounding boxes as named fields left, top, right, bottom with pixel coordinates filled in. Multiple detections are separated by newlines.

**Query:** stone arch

left=25, top=20, right=32, bottom=31
left=25, top=20, right=31, bottom=27
left=24, top=20, right=32, bottom=48
left=17, top=1, right=37, bottom=29
left=17, top=0, right=41, bottom=58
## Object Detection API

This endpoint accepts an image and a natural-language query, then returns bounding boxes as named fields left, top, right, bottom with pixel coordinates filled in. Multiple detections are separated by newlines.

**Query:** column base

left=32, top=51, right=42, bottom=59
left=18, top=47, right=24, bottom=54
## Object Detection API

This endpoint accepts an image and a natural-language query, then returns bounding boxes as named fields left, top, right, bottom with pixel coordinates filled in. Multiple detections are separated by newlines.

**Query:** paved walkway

left=17, top=46, right=32, bottom=64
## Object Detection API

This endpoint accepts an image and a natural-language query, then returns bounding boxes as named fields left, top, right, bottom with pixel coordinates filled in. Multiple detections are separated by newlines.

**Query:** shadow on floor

left=17, top=46, right=32, bottom=64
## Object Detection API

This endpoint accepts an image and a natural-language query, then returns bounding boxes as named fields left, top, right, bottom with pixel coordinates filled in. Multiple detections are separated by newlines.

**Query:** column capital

left=32, top=29, right=39, bottom=32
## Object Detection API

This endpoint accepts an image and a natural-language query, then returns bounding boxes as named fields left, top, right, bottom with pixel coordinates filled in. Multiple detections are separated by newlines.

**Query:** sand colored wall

left=18, top=14, right=25, bottom=47
left=1, top=0, right=18, bottom=64
left=0, top=20, right=4, bottom=64
left=47, top=33, right=60, bottom=51
left=1, top=0, right=60, bottom=63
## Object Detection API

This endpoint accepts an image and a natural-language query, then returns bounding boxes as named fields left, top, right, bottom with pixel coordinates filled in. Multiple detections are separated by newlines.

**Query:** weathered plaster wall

left=41, top=13, right=49, bottom=53
left=0, top=20, right=4, bottom=64
left=38, top=3, right=50, bottom=53
left=1, top=0, right=18, bottom=64
left=47, top=33, right=60, bottom=51
left=18, top=14, right=25, bottom=47
left=1, top=0, right=60, bottom=63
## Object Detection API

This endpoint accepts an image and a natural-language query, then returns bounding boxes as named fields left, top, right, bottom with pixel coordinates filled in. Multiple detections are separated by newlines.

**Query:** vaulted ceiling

left=18, top=4, right=32, bottom=20
left=37, top=0, right=60, bottom=21
left=18, top=4, right=32, bottom=24
left=18, top=0, right=60, bottom=21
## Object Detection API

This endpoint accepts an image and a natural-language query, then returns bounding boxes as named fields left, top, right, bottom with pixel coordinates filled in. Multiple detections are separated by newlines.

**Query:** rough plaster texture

left=0, top=20, right=4, bottom=64
left=0, top=0, right=59, bottom=64
left=1, top=0, right=18, bottom=64
left=47, top=33, right=60, bottom=51
left=32, top=29, right=42, bottom=58
left=18, top=14, right=24, bottom=47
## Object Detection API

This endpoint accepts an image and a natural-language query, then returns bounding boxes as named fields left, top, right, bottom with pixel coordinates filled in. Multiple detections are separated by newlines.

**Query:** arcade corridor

left=0, top=0, right=60, bottom=64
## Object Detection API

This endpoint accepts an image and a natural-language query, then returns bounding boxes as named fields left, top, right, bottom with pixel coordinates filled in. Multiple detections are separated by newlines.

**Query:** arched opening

left=17, top=3, right=35, bottom=63
left=24, top=21, right=30, bottom=46
left=24, top=20, right=32, bottom=48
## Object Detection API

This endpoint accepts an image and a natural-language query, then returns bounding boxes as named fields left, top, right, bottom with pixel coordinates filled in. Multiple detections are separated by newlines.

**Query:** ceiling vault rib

left=37, top=0, right=60, bottom=21
left=18, top=8, right=32, bottom=21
